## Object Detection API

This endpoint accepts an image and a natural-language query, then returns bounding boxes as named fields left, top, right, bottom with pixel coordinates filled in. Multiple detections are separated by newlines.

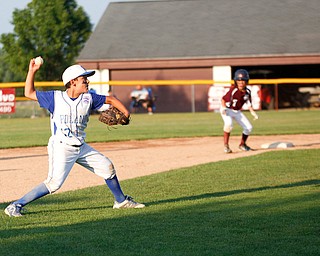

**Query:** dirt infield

left=0, top=134, right=319, bottom=203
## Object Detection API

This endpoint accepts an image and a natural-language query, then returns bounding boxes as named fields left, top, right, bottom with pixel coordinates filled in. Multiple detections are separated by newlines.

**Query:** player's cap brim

left=79, top=70, right=95, bottom=78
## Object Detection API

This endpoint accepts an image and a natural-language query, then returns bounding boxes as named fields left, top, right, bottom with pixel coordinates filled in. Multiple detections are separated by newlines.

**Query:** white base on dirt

left=261, top=142, right=294, bottom=149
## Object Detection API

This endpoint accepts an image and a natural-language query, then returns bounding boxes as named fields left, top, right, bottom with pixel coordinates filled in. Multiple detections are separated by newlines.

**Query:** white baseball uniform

left=36, top=90, right=116, bottom=193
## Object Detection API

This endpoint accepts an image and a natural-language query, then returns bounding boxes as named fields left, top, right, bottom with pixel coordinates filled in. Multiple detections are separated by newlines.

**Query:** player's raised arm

left=25, top=57, right=43, bottom=101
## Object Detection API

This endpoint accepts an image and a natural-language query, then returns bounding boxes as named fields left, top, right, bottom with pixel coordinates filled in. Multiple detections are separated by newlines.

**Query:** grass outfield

left=0, top=110, right=319, bottom=255
left=0, top=109, right=319, bottom=148
left=0, top=149, right=319, bottom=255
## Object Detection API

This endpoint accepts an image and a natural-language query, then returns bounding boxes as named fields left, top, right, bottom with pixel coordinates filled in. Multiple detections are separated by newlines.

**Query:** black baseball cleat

left=239, top=144, right=252, bottom=151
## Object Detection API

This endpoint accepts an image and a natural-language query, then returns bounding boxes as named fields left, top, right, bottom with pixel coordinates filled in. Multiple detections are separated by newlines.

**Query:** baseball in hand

left=35, top=56, right=44, bottom=66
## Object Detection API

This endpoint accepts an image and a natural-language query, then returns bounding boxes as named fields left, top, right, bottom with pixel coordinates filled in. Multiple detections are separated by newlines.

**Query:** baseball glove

left=99, top=106, right=130, bottom=126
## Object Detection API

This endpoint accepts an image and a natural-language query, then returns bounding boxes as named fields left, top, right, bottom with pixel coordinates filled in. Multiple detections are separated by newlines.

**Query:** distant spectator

left=130, top=85, right=155, bottom=114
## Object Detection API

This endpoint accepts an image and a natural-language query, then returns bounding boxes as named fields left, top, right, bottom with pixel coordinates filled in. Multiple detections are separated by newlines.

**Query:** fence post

left=275, top=83, right=278, bottom=111
left=191, top=84, right=195, bottom=113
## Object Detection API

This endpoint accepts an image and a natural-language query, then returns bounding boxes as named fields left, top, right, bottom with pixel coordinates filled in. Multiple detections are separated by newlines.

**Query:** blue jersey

left=36, top=90, right=106, bottom=145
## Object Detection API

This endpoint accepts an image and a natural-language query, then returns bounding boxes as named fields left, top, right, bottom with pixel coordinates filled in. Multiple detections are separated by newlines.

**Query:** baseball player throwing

left=4, top=57, right=145, bottom=217
left=220, top=69, right=258, bottom=153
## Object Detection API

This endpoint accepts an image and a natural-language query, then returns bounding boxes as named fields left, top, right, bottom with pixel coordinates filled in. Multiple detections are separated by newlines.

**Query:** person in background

left=130, top=85, right=155, bottom=114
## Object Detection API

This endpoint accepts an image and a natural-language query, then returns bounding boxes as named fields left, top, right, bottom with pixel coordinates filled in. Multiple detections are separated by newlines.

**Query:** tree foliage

left=0, top=0, right=92, bottom=82
left=0, top=49, right=16, bottom=82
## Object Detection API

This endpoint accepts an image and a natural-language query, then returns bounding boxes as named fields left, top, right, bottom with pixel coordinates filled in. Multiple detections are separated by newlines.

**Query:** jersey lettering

left=59, top=114, right=89, bottom=124
left=232, top=99, right=238, bottom=107
left=222, top=87, right=252, bottom=110
left=37, top=90, right=106, bottom=146
left=52, top=91, right=93, bottom=145
left=62, top=127, right=72, bottom=138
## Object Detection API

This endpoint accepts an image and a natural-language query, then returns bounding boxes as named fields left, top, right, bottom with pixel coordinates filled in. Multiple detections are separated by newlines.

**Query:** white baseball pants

left=221, top=109, right=253, bottom=135
left=44, top=136, right=116, bottom=193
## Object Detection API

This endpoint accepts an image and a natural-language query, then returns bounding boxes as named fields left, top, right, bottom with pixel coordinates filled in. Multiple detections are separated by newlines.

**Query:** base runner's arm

left=220, top=98, right=228, bottom=115
left=248, top=106, right=259, bottom=120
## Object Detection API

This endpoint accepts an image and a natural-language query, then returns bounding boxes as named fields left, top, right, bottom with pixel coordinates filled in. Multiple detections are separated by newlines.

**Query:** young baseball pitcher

left=4, top=57, right=145, bottom=217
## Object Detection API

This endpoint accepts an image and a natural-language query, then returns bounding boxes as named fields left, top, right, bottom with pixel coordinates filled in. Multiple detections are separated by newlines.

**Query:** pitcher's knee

left=95, top=162, right=116, bottom=180
left=44, top=180, right=62, bottom=193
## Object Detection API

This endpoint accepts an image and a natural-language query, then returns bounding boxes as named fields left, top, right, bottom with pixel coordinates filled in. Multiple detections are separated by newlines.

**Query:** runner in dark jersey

left=220, top=69, right=259, bottom=153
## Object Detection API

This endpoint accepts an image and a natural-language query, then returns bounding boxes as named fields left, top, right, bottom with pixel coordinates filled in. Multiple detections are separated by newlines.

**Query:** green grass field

left=0, top=109, right=319, bottom=255
left=0, top=109, right=319, bottom=148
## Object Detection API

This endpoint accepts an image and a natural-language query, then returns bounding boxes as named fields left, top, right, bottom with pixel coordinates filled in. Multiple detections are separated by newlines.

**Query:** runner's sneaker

left=224, top=145, right=232, bottom=153
left=113, top=196, right=145, bottom=209
left=4, top=203, right=24, bottom=217
left=239, top=144, right=252, bottom=151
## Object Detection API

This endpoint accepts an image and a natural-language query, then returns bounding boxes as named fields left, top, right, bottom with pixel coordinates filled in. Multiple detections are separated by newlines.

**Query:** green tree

left=0, top=49, right=16, bottom=82
left=0, top=0, right=92, bottom=82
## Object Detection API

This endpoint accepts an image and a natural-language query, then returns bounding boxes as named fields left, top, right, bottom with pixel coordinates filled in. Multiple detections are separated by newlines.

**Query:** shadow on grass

left=0, top=179, right=319, bottom=256
left=146, top=179, right=320, bottom=206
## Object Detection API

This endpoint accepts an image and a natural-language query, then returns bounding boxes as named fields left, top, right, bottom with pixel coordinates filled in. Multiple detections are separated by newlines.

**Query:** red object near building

left=0, top=88, right=16, bottom=114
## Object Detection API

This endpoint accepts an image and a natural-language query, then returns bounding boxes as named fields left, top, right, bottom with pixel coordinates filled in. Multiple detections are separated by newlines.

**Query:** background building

left=77, top=0, right=320, bottom=112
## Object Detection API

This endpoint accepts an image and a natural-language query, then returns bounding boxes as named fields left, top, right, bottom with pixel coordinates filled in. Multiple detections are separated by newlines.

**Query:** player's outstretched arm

left=105, top=96, right=130, bottom=117
left=25, top=58, right=42, bottom=101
